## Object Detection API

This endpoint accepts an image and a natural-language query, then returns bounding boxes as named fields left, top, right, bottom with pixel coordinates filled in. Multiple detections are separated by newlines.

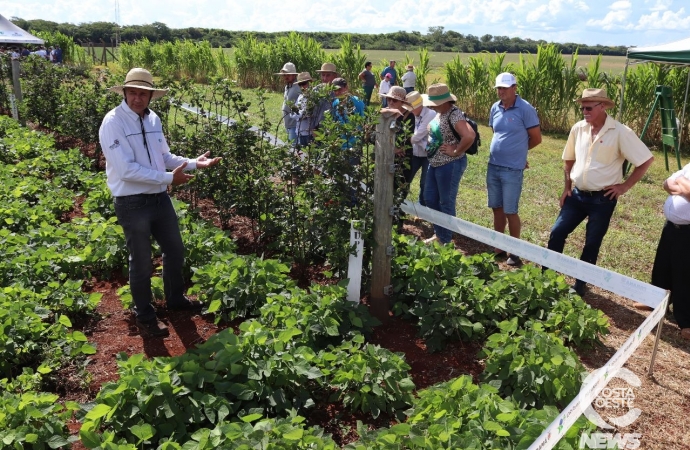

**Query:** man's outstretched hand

left=196, top=151, right=222, bottom=169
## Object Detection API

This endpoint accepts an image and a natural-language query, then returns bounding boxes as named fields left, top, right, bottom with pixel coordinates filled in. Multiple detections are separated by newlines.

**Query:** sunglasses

left=580, top=103, right=602, bottom=112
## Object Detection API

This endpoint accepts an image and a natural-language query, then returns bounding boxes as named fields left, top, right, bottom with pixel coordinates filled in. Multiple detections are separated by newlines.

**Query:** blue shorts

left=486, top=163, right=524, bottom=214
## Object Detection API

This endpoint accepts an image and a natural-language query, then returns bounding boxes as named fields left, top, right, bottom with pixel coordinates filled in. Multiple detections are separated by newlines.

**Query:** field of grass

left=228, top=84, right=685, bottom=283
left=326, top=49, right=629, bottom=75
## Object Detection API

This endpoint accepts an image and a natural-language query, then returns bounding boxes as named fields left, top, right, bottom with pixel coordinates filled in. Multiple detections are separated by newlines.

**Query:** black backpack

left=448, top=108, right=481, bottom=155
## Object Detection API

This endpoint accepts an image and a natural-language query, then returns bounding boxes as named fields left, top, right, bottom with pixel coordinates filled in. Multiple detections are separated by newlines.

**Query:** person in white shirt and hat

left=99, top=67, right=222, bottom=337
left=545, top=88, right=653, bottom=297
left=401, top=64, right=417, bottom=94
left=275, top=62, right=301, bottom=143
left=404, top=90, right=436, bottom=206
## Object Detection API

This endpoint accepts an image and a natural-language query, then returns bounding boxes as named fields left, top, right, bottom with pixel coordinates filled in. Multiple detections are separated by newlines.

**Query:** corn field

left=94, top=35, right=690, bottom=148
left=234, top=32, right=326, bottom=90
left=118, top=38, right=233, bottom=83
left=444, top=44, right=690, bottom=145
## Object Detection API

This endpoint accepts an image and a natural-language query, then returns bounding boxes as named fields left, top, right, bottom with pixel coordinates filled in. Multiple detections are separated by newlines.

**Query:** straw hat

left=274, top=62, right=298, bottom=75
left=422, top=83, right=457, bottom=107
left=109, top=68, right=168, bottom=100
left=316, top=62, right=337, bottom=73
left=576, top=88, right=615, bottom=109
left=380, top=86, right=409, bottom=103
left=406, top=64, right=414, bottom=70
left=403, top=91, right=423, bottom=111
left=296, top=72, right=312, bottom=84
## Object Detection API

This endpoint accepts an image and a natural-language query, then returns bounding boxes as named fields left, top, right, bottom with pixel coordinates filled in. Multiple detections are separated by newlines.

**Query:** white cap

left=495, top=72, right=517, bottom=88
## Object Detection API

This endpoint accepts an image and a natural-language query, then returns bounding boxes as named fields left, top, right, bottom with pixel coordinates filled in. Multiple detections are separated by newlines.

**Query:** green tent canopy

left=627, top=37, right=690, bottom=65
left=620, top=37, right=690, bottom=153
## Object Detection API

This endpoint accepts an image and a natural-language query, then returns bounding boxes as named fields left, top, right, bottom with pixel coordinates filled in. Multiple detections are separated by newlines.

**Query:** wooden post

left=370, top=111, right=398, bottom=323
left=10, top=59, right=25, bottom=126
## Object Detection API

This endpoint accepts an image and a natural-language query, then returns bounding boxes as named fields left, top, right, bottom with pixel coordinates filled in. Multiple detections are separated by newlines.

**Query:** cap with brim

left=422, top=83, right=457, bottom=107
left=108, top=67, right=168, bottom=100
left=494, top=72, right=517, bottom=88
left=403, top=91, right=423, bottom=111
left=380, top=86, right=409, bottom=104
left=316, top=62, right=337, bottom=73
left=576, top=88, right=615, bottom=109
left=296, top=72, right=312, bottom=84
left=331, top=77, right=347, bottom=89
left=274, top=62, right=298, bottom=75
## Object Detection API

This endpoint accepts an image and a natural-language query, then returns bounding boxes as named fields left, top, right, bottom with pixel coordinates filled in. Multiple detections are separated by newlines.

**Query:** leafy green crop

left=480, top=319, right=586, bottom=409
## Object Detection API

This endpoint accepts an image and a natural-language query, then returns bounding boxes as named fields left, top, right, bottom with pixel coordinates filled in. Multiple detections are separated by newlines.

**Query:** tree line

left=11, top=18, right=627, bottom=56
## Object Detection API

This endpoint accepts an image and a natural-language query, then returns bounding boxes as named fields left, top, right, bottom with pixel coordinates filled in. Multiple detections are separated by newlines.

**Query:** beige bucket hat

left=316, top=62, right=337, bottom=73
left=380, top=86, right=409, bottom=103
left=109, top=68, right=168, bottom=100
left=422, top=83, right=457, bottom=107
left=576, top=88, right=615, bottom=109
left=403, top=91, right=423, bottom=111
left=296, top=72, right=313, bottom=84
left=275, top=62, right=298, bottom=75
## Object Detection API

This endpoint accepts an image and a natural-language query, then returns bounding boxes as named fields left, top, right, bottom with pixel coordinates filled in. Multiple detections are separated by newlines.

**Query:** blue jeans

left=114, top=192, right=186, bottom=321
left=404, top=87, right=414, bottom=93
left=424, top=156, right=468, bottom=243
left=547, top=188, right=617, bottom=285
left=409, top=155, right=428, bottom=206
left=363, top=85, right=374, bottom=106
left=287, top=127, right=298, bottom=143
left=298, top=134, right=313, bottom=147
left=486, top=164, right=524, bottom=214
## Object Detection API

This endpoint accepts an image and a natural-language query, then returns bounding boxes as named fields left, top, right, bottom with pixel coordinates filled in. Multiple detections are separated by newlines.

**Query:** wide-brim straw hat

left=406, top=64, right=414, bottom=70
left=316, top=62, right=337, bottom=73
left=109, top=68, right=168, bottom=100
left=380, top=86, right=409, bottom=104
left=576, top=88, right=615, bottom=109
left=422, top=83, right=457, bottom=107
left=296, top=72, right=312, bottom=84
left=274, top=62, right=298, bottom=75
left=403, top=91, right=423, bottom=111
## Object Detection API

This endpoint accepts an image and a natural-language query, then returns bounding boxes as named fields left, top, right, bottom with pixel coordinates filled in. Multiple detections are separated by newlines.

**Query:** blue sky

left=4, top=0, right=690, bottom=47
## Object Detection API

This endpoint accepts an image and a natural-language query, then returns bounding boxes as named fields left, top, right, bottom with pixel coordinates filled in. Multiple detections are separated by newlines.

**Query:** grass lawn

left=326, top=49, right=629, bottom=75
left=226, top=85, right=686, bottom=283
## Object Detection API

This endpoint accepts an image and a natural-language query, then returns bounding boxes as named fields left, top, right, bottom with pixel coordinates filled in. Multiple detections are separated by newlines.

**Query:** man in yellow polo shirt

left=546, top=88, right=654, bottom=297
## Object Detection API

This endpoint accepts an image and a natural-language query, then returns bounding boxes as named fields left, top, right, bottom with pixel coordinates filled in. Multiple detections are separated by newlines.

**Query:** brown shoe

left=681, top=328, right=690, bottom=340
left=632, top=302, right=653, bottom=312
left=136, top=317, right=169, bottom=337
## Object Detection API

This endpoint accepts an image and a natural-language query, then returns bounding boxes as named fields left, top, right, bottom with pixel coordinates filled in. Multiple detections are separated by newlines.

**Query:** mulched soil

left=30, top=125, right=689, bottom=448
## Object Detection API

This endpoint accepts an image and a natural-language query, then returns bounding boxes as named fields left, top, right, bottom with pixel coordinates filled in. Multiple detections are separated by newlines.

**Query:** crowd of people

left=1, top=44, right=62, bottom=63
left=95, top=62, right=686, bottom=341
left=0, top=45, right=62, bottom=64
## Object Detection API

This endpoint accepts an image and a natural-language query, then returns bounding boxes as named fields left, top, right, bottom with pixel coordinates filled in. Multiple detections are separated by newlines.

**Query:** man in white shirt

left=546, top=88, right=653, bottom=297
left=403, top=91, right=435, bottom=206
left=401, top=64, right=417, bottom=94
left=99, top=68, right=221, bottom=337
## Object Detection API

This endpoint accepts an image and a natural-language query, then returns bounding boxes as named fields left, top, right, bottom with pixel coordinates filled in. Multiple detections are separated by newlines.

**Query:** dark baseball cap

left=331, top=78, right=347, bottom=88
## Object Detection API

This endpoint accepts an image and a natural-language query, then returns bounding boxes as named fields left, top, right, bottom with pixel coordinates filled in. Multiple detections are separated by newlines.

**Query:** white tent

left=0, top=14, right=44, bottom=45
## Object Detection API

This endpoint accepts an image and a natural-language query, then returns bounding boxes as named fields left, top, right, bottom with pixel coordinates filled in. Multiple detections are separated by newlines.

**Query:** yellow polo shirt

left=563, top=115, right=653, bottom=191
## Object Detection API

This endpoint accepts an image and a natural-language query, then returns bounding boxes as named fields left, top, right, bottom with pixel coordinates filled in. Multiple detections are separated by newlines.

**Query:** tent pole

left=618, top=56, right=630, bottom=121
left=679, top=68, right=690, bottom=151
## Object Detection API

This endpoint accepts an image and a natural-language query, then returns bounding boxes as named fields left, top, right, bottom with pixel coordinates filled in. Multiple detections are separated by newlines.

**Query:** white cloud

left=635, top=7, right=690, bottom=30
left=3, top=0, right=689, bottom=47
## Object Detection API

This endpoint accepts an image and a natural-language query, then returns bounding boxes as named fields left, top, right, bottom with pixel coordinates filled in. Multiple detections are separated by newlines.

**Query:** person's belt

left=667, top=220, right=690, bottom=230
left=115, top=192, right=166, bottom=199
left=574, top=187, right=605, bottom=196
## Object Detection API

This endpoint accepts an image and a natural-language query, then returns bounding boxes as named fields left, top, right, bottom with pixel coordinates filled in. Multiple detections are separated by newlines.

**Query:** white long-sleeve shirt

left=99, top=100, right=197, bottom=197
left=411, top=106, right=437, bottom=157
